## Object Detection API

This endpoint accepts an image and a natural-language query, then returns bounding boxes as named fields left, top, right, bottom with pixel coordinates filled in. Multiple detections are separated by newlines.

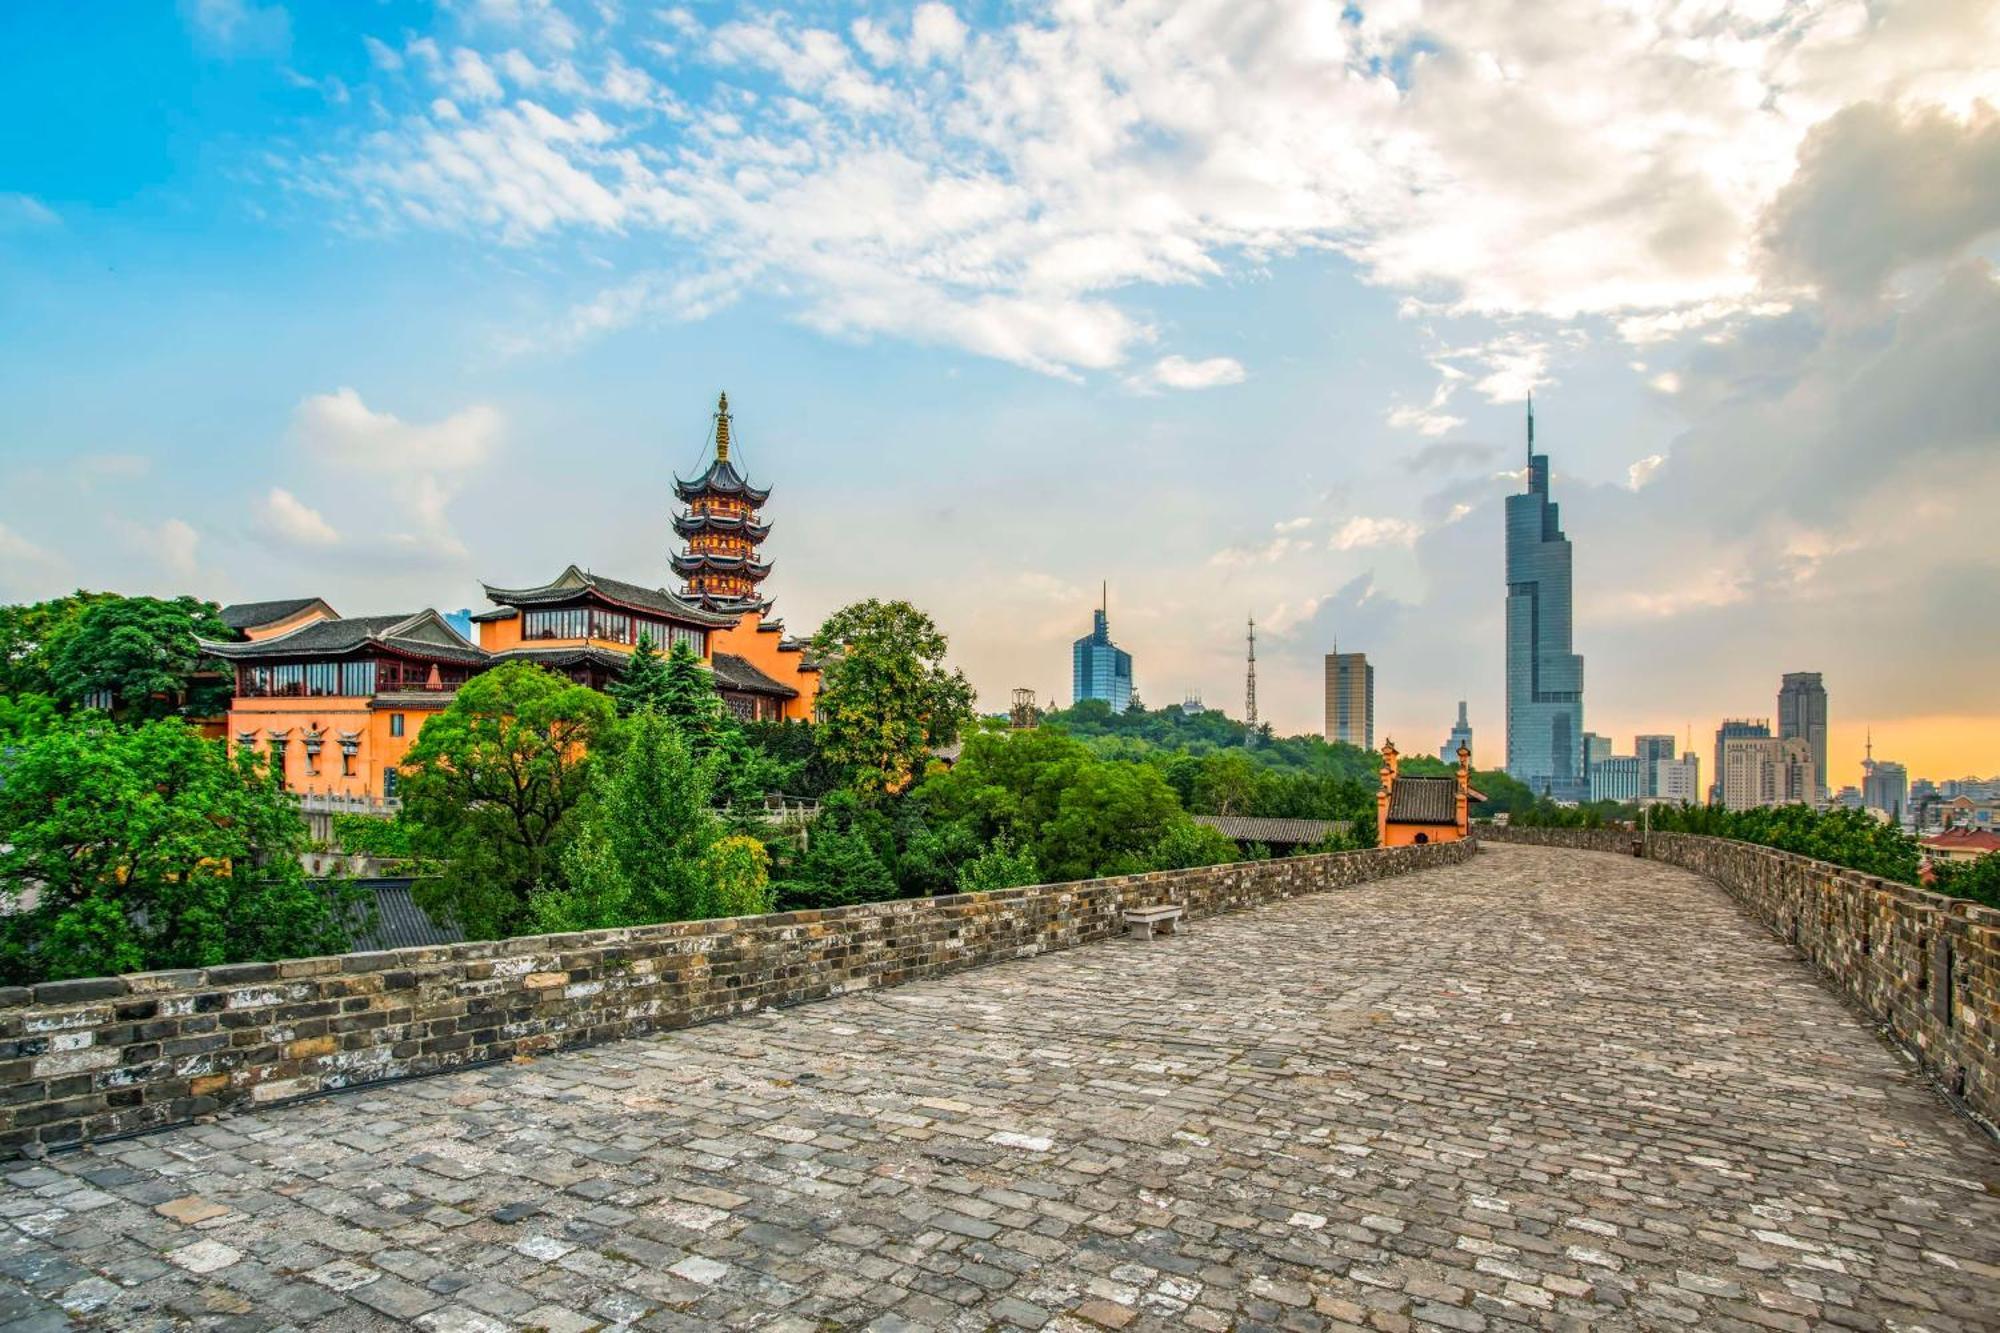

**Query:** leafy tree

left=1146, top=820, right=1242, bottom=870
left=607, top=631, right=672, bottom=717
left=702, top=834, right=775, bottom=917
left=955, top=833, right=1041, bottom=893
left=545, top=709, right=719, bottom=929
left=329, top=812, right=417, bottom=861
left=1648, top=803, right=1919, bottom=884
left=810, top=599, right=975, bottom=796
left=398, top=663, right=617, bottom=939
left=1930, top=852, right=2000, bottom=910
left=773, top=821, right=896, bottom=910
left=49, top=595, right=231, bottom=720
left=1191, top=751, right=1260, bottom=816
left=0, top=715, right=357, bottom=983
left=0, top=693, right=57, bottom=744
left=0, top=591, right=118, bottom=699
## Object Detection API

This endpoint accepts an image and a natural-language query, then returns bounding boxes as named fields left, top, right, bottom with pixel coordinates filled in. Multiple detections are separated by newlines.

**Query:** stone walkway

left=1, top=844, right=1996, bottom=1332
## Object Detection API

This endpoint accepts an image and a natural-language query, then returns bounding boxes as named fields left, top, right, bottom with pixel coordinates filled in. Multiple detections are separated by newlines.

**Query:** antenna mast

left=1244, top=615, right=1258, bottom=746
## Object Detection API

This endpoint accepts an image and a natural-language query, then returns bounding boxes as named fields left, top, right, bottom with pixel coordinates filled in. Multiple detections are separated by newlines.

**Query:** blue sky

left=4, top=0, right=1999, bottom=781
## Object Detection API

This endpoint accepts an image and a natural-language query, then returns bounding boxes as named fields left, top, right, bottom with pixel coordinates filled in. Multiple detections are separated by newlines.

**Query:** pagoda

left=672, top=391, right=773, bottom=612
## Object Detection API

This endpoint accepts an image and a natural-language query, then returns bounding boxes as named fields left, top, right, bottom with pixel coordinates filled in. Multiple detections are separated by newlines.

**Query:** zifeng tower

left=1505, top=397, right=1587, bottom=801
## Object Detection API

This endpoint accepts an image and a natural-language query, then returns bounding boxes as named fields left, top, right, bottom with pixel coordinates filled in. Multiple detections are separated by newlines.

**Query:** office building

left=1071, top=587, right=1134, bottom=712
left=1634, top=734, right=1676, bottom=798
left=1590, top=755, right=1643, bottom=803
left=1656, top=753, right=1701, bottom=805
left=1722, top=736, right=1814, bottom=811
left=1712, top=719, right=1771, bottom=804
left=1324, top=646, right=1374, bottom=749
left=1440, top=701, right=1473, bottom=763
left=1504, top=397, right=1587, bottom=801
left=1777, top=672, right=1829, bottom=803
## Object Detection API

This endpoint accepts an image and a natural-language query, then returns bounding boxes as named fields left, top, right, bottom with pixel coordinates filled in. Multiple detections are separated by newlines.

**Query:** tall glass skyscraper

left=1072, top=588, right=1133, bottom=712
left=1777, top=672, right=1829, bottom=804
left=1505, top=399, right=1587, bottom=801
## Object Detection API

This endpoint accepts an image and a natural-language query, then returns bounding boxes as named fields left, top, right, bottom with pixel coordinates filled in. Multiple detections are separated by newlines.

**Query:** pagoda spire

left=715, top=391, right=731, bottom=463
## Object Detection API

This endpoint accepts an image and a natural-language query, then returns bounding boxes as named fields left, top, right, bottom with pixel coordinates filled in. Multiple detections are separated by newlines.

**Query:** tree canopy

left=398, top=662, right=618, bottom=939
left=0, top=715, right=356, bottom=983
left=810, top=599, right=975, bottom=796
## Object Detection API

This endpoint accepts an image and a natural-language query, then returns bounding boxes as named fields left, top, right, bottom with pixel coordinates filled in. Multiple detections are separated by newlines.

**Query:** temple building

left=207, top=392, right=823, bottom=803
left=202, top=610, right=488, bottom=804
left=1377, top=739, right=1481, bottom=845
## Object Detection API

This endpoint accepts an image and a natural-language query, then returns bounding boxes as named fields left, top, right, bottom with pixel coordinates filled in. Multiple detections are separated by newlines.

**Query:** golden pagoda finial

left=715, top=391, right=731, bottom=462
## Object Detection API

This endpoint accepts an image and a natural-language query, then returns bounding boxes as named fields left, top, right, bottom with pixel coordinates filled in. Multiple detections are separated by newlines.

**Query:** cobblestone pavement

left=3, top=844, right=1997, bottom=1333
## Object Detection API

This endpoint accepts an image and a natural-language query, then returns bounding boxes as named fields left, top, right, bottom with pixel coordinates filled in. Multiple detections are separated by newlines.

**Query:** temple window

left=390, top=713, right=405, bottom=738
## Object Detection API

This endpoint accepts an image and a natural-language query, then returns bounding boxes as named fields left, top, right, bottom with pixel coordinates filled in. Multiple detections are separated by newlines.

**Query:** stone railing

left=1481, top=824, right=2000, bottom=1130
left=0, top=839, right=1473, bottom=1156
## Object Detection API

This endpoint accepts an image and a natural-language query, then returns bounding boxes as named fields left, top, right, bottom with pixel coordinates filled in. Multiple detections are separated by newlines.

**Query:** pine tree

left=608, top=631, right=672, bottom=717
left=657, top=638, right=735, bottom=756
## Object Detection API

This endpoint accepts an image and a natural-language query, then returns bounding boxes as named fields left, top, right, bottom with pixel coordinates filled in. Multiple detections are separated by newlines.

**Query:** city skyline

left=4, top=3, right=1998, bottom=783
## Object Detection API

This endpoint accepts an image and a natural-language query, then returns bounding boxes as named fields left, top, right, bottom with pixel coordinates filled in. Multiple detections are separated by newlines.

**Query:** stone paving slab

left=1, top=843, right=1996, bottom=1332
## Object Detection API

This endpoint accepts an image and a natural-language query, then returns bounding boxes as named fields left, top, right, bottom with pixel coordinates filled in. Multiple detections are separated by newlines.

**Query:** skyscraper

left=1323, top=645, right=1374, bottom=749
left=1722, top=736, right=1815, bottom=810
left=1861, top=732, right=1909, bottom=821
left=1777, top=672, right=1829, bottom=804
left=1712, top=719, right=1770, bottom=804
left=1634, top=734, right=1676, bottom=798
left=1505, top=397, right=1587, bottom=801
left=1071, top=585, right=1133, bottom=712
left=1440, top=701, right=1473, bottom=763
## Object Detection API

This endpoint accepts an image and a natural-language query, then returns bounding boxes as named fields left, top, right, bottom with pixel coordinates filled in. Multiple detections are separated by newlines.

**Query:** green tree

left=0, top=715, right=357, bottom=983
left=398, top=663, right=617, bottom=939
left=810, top=599, right=975, bottom=795
left=606, top=631, right=672, bottom=716
left=1146, top=820, right=1242, bottom=870
left=0, top=591, right=118, bottom=699
left=0, top=693, right=57, bottom=744
left=1930, top=852, right=2000, bottom=909
left=701, top=834, right=775, bottom=917
left=1191, top=751, right=1260, bottom=816
left=955, top=833, right=1041, bottom=893
left=49, top=595, right=231, bottom=720
left=544, top=709, right=720, bottom=929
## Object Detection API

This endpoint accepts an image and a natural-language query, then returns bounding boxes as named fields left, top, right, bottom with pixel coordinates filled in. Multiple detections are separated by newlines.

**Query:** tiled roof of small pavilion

left=217, top=597, right=335, bottom=634
left=1386, top=775, right=1461, bottom=824
left=711, top=652, right=798, bottom=699
left=199, top=612, right=488, bottom=665
left=478, top=565, right=739, bottom=628
left=1193, top=815, right=1355, bottom=846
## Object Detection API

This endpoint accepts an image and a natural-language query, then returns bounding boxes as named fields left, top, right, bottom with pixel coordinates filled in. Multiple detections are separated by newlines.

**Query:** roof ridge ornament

left=715, top=391, right=730, bottom=463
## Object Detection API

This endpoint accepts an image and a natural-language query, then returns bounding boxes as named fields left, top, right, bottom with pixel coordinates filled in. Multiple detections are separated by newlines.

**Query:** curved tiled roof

left=672, top=512, right=771, bottom=541
left=1386, top=775, right=1460, bottom=825
left=218, top=597, right=334, bottom=633
left=673, top=457, right=770, bottom=505
left=670, top=552, right=773, bottom=578
left=199, top=611, right=487, bottom=665
left=711, top=652, right=798, bottom=699
left=481, top=565, right=739, bottom=628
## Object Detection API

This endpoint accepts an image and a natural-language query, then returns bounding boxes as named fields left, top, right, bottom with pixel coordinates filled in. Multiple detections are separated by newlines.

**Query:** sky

left=2, top=0, right=1998, bottom=788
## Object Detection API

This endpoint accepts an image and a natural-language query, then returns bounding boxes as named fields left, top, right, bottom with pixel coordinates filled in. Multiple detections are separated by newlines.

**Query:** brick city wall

left=0, top=840, right=1473, bottom=1156
left=1483, top=825, right=2000, bottom=1130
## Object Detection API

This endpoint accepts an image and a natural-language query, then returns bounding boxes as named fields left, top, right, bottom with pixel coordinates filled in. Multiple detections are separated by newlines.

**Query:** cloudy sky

left=3, top=0, right=1998, bottom=785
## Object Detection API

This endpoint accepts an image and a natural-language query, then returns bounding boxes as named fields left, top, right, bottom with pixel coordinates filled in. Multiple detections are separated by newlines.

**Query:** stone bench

left=1124, top=905, right=1184, bottom=941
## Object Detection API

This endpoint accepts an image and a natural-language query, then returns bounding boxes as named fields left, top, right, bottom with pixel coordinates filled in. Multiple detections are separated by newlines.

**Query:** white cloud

left=300, top=0, right=2000, bottom=389
left=1625, top=454, right=1665, bottom=491
left=182, top=0, right=289, bottom=57
left=0, top=523, right=53, bottom=566
left=257, top=487, right=340, bottom=547
left=0, top=193, right=59, bottom=229
left=1331, top=516, right=1422, bottom=551
left=1143, top=355, right=1247, bottom=391
left=291, top=387, right=498, bottom=474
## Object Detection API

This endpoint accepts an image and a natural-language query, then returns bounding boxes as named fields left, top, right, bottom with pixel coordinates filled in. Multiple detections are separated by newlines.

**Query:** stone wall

left=0, top=840, right=1473, bottom=1156
left=1483, top=825, right=2000, bottom=1131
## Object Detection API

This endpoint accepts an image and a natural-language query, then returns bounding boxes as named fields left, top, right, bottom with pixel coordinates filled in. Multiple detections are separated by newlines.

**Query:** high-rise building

left=1323, top=645, right=1374, bottom=749
left=1072, top=586, right=1133, bottom=712
left=1656, top=753, right=1701, bottom=804
left=1777, top=672, right=1829, bottom=804
left=1440, top=701, right=1473, bottom=763
left=1590, top=755, right=1643, bottom=803
left=1722, top=736, right=1814, bottom=811
left=1580, top=732, right=1611, bottom=792
left=1632, top=734, right=1676, bottom=797
left=1505, top=397, right=1587, bottom=801
left=1861, top=733, right=1909, bottom=821
left=1712, top=719, right=1770, bottom=804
